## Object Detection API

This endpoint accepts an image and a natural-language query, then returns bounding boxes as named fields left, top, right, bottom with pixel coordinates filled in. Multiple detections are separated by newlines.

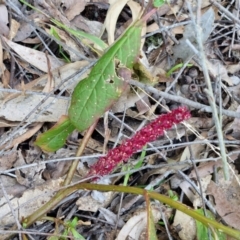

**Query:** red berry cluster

left=88, top=107, right=191, bottom=178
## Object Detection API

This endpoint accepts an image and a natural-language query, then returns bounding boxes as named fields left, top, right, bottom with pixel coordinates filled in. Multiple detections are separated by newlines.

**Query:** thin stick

left=126, top=79, right=240, bottom=118
left=210, top=0, right=240, bottom=26
left=63, top=121, right=98, bottom=186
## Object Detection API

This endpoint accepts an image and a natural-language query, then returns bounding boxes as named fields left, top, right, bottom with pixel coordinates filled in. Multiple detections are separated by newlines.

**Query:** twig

left=63, top=121, right=98, bottom=186
left=210, top=0, right=240, bottom=26
left=127, top=79, right=240, bottom=118
left=177, top=170, right=216, bottom=214
left=0, top=88, right=69, bottom=99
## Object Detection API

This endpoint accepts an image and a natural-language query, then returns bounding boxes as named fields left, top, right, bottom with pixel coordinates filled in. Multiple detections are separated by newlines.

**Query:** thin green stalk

left=76, top=183, right=240, bottom=239
left=188, top=1, right=229, bottom=180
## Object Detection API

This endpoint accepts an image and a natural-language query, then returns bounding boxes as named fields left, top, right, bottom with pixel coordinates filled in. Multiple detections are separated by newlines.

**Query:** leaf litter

left=1, top=0, right=240, bottom=239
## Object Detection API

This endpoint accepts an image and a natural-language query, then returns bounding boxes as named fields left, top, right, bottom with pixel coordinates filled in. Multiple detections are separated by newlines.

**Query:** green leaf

left=195, top=209, right=226, bottom=240
left=68, top=21, right=143, bottom=131
left=153, top=0, right=166, bottom=8
left=35, top=116, right=75, bottom=152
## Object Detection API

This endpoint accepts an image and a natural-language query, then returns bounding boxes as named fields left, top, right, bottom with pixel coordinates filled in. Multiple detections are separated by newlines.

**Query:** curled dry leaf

left=103, top=0, right=142, bottom=45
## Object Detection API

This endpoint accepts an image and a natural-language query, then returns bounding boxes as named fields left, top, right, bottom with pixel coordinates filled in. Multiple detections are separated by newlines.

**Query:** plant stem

left=63, top=121, right=98, bottom=186
left=187, top=1, right=229, bottom=180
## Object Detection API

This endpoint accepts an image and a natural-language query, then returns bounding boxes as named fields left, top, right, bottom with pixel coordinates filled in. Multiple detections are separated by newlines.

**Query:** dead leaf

left=0, top=175, right=27, bottom=198
left=0, top=4, right=9, bottom=37
left=3, top=37, right=64, bottom=72
left=0, top=178, right=63, bottom=226
left=189, top=160, right=222, bottom=178
left=76, top=191, right=114, bottom=212
left=13, top=12, right=48, bottom=42
left=9, top=19, right=20, bottom=41
left=103, top=0, right=129, bottom=45
left=0, top=61, right=90, bottom=123
left=206, top=59, right=233, bottom=86
left=116, top=206, right=161, bottom=240
left=62, top=0, right=88, bottom=21
left=207, top=179, right=240, bottom=230
left=0, top=95, right=68, bottom=123
left=103, top=0, right=141, bottom=45
left=0, top=150, right=17, bottom=171
left=173, top=210, right=196, bottom=240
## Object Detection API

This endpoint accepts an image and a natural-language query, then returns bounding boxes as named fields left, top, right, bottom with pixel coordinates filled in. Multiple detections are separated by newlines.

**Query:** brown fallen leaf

left=206, top=171, right=240, bottom=230
left=0, top=149, right=17, bottom=171
left=3, top=37, right=64, bottom=72
left=116, top=206, right=162, bottom=240
left=0, top=178, right=63, bottom=226
left=61, top=0, right=88, bottom=21
left=173, top=210, right=196, bottom=240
